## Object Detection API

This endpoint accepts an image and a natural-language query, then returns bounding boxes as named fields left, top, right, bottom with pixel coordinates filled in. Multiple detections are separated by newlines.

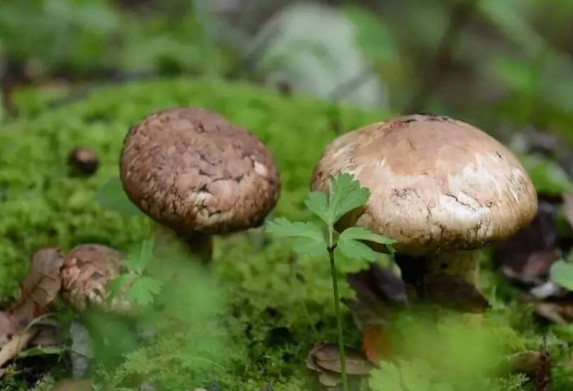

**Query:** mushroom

left=120, top=107, right=280, bottom=262
left=67, top=147, right=99, bottom=176
left=60, top=244, right=130, bottom=313
left=311, top=114, right=537, bottom=290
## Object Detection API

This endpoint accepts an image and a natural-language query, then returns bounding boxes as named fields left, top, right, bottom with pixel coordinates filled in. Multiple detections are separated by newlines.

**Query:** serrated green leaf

left=127, top=276, right=163, bottom=306
left=266, top=217, right=327, bottom=256
left=550, top=260, right=573, bottom=291
left=338, top=227, right=395, bottom=261
left=107, top=274, right=134, bottom=302
left=95, top=176, right=145, bottom=217
left=126, top=239, right=155, bottom=274
left=341, top=227, right=396, bottom=245
left=328, top=173, right=370, bottom=225
left=337, top=235, right=378, bottom=262
left=304, top=191, right=329, bottom=223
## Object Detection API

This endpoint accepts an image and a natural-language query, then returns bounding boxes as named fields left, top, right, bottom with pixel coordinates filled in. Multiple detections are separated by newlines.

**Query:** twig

left=405, top=0, right=481, bottom=114
left=535, top=338, right=552, bottom=391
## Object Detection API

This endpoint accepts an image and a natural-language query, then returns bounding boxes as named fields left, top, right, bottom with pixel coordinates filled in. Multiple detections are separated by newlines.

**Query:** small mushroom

left=67, top=147, right=99, bottom=176
left=311, top=114, right=537, bottom=291
left=120, top=107, right=281, bottom=262
left=60, top=244, right=129, bottom=313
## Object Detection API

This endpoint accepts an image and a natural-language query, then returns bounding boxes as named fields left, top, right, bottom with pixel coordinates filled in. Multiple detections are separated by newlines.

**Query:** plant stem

left=328, top=227, right=348, bottom=391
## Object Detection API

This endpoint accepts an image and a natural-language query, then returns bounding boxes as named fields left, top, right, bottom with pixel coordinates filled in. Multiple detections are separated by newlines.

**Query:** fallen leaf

left=318, top=372, right=340, bottom=387
left=347, top=263, right=408, bottom=307
left=0, top=328, right=37, bottom=370
left=494, top=201, right=560, bottom=286
left=345, top=263, right=407, bottom=333
left=534, top=301, right=573, bottom=324
left=530, top=281, right=563, bottom=299
left=362, top=326, right=395, bottom=364
left=49, top=379, right=93, bottom=391
left=0, top=248, right=63, bottom=371
left=424, top=274, right=489, bottom=313
left=308, top=343, right=373, bottom=375
left=15, top=247, right=64, bottom=322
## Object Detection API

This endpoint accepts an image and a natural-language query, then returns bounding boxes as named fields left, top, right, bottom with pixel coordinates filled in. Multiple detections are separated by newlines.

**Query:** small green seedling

left=109, top=239, right=163, bottom=307
left=550, top=258, right=573, bottom=291
left=266, top=173, right=395, bottom=391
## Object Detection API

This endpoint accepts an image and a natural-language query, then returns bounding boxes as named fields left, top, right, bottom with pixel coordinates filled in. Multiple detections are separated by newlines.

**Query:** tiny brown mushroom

left=60, top=244, right=129, bottom=313
left=311, top=114, right=537, bottom=293
left=120, top=107, right=281, bottom=262
left=67, top=147, right=99, bottom=176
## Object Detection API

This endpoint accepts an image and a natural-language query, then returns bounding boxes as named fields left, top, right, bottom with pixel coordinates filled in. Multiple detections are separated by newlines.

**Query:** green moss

left=0, top=78, right=384, bottom=389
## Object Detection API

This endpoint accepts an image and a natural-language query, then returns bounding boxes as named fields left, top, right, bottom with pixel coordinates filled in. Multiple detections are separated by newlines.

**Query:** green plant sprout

left=109, top=239, right=163, bottom=307
left=266, top=173, right=395, bottom=391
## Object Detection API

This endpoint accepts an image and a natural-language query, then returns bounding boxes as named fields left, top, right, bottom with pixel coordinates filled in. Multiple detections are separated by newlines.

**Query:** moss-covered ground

left=0, top=78, right=386, bottom=390
left=1, top=78, right=573, bottom=391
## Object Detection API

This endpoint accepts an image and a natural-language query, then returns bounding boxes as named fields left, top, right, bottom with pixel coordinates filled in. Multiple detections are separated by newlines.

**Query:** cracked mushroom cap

left=120, top=107, right=280, bottom=234
left=311, top=114, right=537, bottom=255
left=61, top=244, right=126, bottom=312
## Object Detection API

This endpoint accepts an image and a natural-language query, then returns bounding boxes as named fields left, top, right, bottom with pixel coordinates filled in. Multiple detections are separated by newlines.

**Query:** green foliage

left=267, top=173, right=394, bottom=391
left=369, top=312, right=526, bottom=391
left=0, top=0, right=231, bottom=78
left=0, top=78, right=382, bottom=389
left=550, top=259, right=573, bottom=291
left=269, top=173, right=394, bottom=261
left=95, top=177, right=144, bottom=217
left=338, top=227, right=395, bottom=262
left=265, top=218, right=326, bottom=257
left=520, top=154, right=573, bottom=195
left=108, top=239, right=162, bottom=307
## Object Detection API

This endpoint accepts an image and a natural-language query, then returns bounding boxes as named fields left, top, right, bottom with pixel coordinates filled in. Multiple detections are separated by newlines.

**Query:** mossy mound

left=0, top=78, right=384, bottom=390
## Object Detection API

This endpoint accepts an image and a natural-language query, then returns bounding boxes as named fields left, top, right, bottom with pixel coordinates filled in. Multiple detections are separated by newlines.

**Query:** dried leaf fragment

left=16, top=247, right=64, bottom=321
left=307, top=343, right=373, bottom=375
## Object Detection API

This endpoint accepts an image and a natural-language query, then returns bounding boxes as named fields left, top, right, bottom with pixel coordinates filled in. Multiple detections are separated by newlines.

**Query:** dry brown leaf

left=49, top=379, right=93, bottom=391
left=534, top=301, right=573, bottom=324
left=15, top=247, right=64, bottom=322
left=318, top=372, right=341, bottom=387
left=308, top=343, right=373, bottom=375
left=0, top=248, right=63, bottom=371
left=0, top=328, right=37, bottom=371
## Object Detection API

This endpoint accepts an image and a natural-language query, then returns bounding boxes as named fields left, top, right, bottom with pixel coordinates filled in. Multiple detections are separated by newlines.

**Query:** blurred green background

left=2, top=0, right=573, bottom=140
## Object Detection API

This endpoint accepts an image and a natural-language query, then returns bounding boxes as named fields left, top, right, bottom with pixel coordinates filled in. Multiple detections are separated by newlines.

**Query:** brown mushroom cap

left=61, top=244, right=124, bottom=312
left=120, top=107, right=280, bottom=234
left=312, top=114, right=538, bottom=255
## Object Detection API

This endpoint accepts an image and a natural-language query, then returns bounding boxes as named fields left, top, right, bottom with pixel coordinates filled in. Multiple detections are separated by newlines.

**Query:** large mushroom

left=311, top=114, right=537, bottom=291
left=120, top=107, right=281, bottom=262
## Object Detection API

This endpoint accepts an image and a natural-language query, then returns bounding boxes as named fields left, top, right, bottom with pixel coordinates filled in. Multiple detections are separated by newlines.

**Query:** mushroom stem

left=180, top=232, right=213, bottom=263
left=153, top=225, right=213, bottom=263
left=425, top=249, right=481, bottom=285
